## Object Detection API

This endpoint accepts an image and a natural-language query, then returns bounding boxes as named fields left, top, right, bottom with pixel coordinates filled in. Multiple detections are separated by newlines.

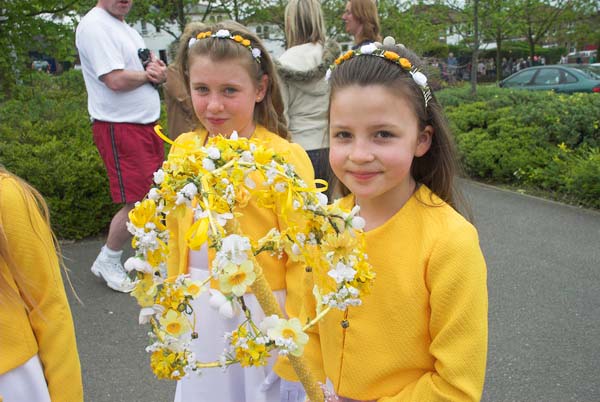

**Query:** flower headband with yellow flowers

left=189, top=29, right=262, bottom=63
left=325, top=37, right=432, bottom=108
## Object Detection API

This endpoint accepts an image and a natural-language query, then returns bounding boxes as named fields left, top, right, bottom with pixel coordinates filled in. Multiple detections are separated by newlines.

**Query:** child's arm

left=380, top=223, right=488, bottom=402
left=0, top=178, right=83, bottom=401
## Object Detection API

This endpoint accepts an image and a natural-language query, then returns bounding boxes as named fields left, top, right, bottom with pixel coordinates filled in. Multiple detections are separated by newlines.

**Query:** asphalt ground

left=62, top=180, right=600, bottom=402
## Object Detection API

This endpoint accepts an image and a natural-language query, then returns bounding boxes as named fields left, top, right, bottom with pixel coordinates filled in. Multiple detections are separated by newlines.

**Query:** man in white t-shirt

left=76, top=0, right=167, bottom=293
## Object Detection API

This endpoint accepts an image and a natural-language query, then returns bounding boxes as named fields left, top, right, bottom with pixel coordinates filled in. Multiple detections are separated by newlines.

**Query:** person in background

left=277, top=0, right=340, bottom=188
left=76, top=0, right=167, bottom=292
left=164, top=21, right=208, bottom=140
left=342, top=0, right=381, bottom=50
left=0, top=166, right=83, bottom=402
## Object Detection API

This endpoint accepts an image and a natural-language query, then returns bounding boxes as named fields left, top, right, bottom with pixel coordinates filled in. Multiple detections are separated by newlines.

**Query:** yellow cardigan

left=166, top=125, right=315, bottom=319
left=0, top=175, right=83, bottom=401
left=302, top=186, right=488, bottom=401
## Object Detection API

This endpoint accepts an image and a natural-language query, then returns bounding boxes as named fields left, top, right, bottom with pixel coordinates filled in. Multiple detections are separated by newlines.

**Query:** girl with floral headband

left=301, top=40, right=488, bottom=401
left=168, top=20, right=313, bottom=402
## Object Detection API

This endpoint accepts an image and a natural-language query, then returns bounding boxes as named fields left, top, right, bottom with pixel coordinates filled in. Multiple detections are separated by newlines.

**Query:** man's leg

left=91, top=204, right=135, bottom=293
left=106, top=203, right=134, bottom=251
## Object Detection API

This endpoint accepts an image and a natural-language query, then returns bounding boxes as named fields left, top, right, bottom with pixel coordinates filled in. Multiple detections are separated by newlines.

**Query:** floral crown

left=325, top=37, right=432, bottom=108
left=188, top=29, right=262, bottom=63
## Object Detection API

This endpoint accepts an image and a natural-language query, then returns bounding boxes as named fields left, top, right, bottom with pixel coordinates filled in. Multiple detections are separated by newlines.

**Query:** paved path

left=63, top=181, right=600, bottom=402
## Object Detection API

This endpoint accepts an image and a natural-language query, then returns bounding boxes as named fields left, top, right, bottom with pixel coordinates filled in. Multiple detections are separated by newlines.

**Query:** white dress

left=174, top=245, right=285, bottom=402
left=0, top=355, right=51, bottom=402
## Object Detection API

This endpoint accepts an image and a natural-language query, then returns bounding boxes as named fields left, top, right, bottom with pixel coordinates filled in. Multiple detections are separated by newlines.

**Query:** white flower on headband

left=251, top=48, right=261, bottom=59
left=188, top=37, right=197, bottom=48
left=360, top=43, right=378, bottom=55
left=325, top=68, right=332, bottom=81
left=411, top=71, right=428, bottom=88
left=215, top=29, right=231, bottom=38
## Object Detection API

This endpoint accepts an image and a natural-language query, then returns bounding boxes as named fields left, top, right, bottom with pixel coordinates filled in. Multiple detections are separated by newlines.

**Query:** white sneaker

left=91, top=255, right=135, bottom=293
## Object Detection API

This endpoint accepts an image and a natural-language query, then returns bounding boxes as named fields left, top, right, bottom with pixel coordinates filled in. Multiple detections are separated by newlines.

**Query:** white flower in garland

left=267, top=318, right=309, bottom=357
left=218, top=234, right=252, bottom=265
left=328, top=261, right=357, bottom=284
left=124, top=257, right=153, bottom=274
left=153, top=169, right=165, bottom=184
left=219, top=260, right=256, bottom=297
left=202, top=158, right=216, bottom=171
left=208, top=289, right=241, bottom=318
left=206, top=146, right=221, bottom=160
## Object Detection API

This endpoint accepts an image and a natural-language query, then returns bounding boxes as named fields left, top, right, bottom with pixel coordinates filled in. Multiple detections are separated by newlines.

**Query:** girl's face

left=329, top=84, right=432, bottom=207
left=189, top=55, right=267, bottom=138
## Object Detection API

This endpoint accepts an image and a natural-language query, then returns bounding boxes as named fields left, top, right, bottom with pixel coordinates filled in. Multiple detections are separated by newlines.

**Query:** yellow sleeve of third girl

left=0, top=177, right=83, bottom=402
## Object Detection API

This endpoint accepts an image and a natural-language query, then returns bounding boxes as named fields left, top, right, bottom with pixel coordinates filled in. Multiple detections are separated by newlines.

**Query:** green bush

left=0, top=70, right=118, bottom=239
left=439, top=85, right=600, bottom=209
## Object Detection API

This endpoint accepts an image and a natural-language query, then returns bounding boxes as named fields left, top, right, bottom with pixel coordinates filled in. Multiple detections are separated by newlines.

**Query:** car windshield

left=571, top=65, right=600, bottom=80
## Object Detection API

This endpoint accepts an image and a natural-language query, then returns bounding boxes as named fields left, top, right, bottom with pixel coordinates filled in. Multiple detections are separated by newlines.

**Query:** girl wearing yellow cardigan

left=167, top=21, right=314, bottom=402
left=0, top=167, right=83, bottom=401
left=298, top=41, right=488, bottom=401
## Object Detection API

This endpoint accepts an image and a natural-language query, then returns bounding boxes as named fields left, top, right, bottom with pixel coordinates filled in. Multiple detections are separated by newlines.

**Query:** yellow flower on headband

left=399, top=57, right=412, bottom=70
left=342, top=50, right=354, bottom=61
left=242, top=39, right=251, bottom=46
left=384, top=51, right=400, bottom=62
left=233, top=35, right=243, bottom=43
left=196, top=31, right=212, bottom=39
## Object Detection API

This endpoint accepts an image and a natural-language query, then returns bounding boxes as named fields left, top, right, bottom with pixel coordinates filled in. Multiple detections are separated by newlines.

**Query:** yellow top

left=166, top=124, right=315, bottom=317
left=302, top=185, right=488, bottom=401
left=0, top=175, right=83, bottom=401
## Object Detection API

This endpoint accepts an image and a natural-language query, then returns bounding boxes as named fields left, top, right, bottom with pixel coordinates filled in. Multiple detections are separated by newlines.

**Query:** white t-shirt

left=75, top=7, right=160, bottom=123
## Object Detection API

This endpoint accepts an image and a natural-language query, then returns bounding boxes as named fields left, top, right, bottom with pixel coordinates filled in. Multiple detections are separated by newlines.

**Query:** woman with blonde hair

left=0, top=167, right=83, bottom=401
left=342, top=0, right=381, bottom=49
left=277, top=0, right=340, bottom=192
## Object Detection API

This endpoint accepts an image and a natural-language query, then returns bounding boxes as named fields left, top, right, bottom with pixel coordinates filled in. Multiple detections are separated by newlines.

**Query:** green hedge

left=1, top=74, right=598, bottom=239
left=0, top=71, right=118, bottom=239
left=437, top=85, right=600, bottom=208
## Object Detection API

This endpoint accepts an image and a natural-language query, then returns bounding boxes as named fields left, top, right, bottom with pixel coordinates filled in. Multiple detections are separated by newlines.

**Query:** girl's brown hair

left=328, top=45, right=468, bottom=216
left=349, top=0, right=382, bottom=45
left=174, top=20, right=289, bottom=139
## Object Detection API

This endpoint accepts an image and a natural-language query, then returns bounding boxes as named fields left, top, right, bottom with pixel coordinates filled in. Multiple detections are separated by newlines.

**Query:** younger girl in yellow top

left=0, top=167, right=83, bottom=401
left=166, top=21, right=314, bottom=402
left=303, top=41, right=488, bottom=401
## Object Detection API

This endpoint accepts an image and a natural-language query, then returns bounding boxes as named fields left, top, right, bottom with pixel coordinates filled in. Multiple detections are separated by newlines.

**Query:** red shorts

left=93, top=121, right=164, bottom=204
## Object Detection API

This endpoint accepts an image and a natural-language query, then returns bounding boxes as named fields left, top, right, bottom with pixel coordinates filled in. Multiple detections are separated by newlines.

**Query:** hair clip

left=188, top=30, right=262, bottom=63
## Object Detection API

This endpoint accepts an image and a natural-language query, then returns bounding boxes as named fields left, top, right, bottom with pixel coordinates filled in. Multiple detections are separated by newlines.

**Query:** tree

left=0, top=0, right=89, bottom=96
left=479, top=0, right=522, bottom=80
left=512, top=0, right=594, bottom=59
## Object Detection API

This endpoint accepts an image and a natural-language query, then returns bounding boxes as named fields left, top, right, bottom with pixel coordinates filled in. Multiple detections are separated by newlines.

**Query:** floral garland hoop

left=126, top=126, right=375, bottom=401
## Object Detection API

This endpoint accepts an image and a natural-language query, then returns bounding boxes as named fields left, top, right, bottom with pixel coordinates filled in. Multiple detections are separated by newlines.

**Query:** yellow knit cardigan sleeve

left=380, top=222, right=488, bottom=402
left=0, top=176, right=83, bottom=402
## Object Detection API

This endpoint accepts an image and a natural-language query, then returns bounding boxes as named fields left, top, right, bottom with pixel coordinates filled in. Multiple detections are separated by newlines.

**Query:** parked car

left=31, top=60, right=49, bottom=72
left=498, top=65, right=600, bottom=93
